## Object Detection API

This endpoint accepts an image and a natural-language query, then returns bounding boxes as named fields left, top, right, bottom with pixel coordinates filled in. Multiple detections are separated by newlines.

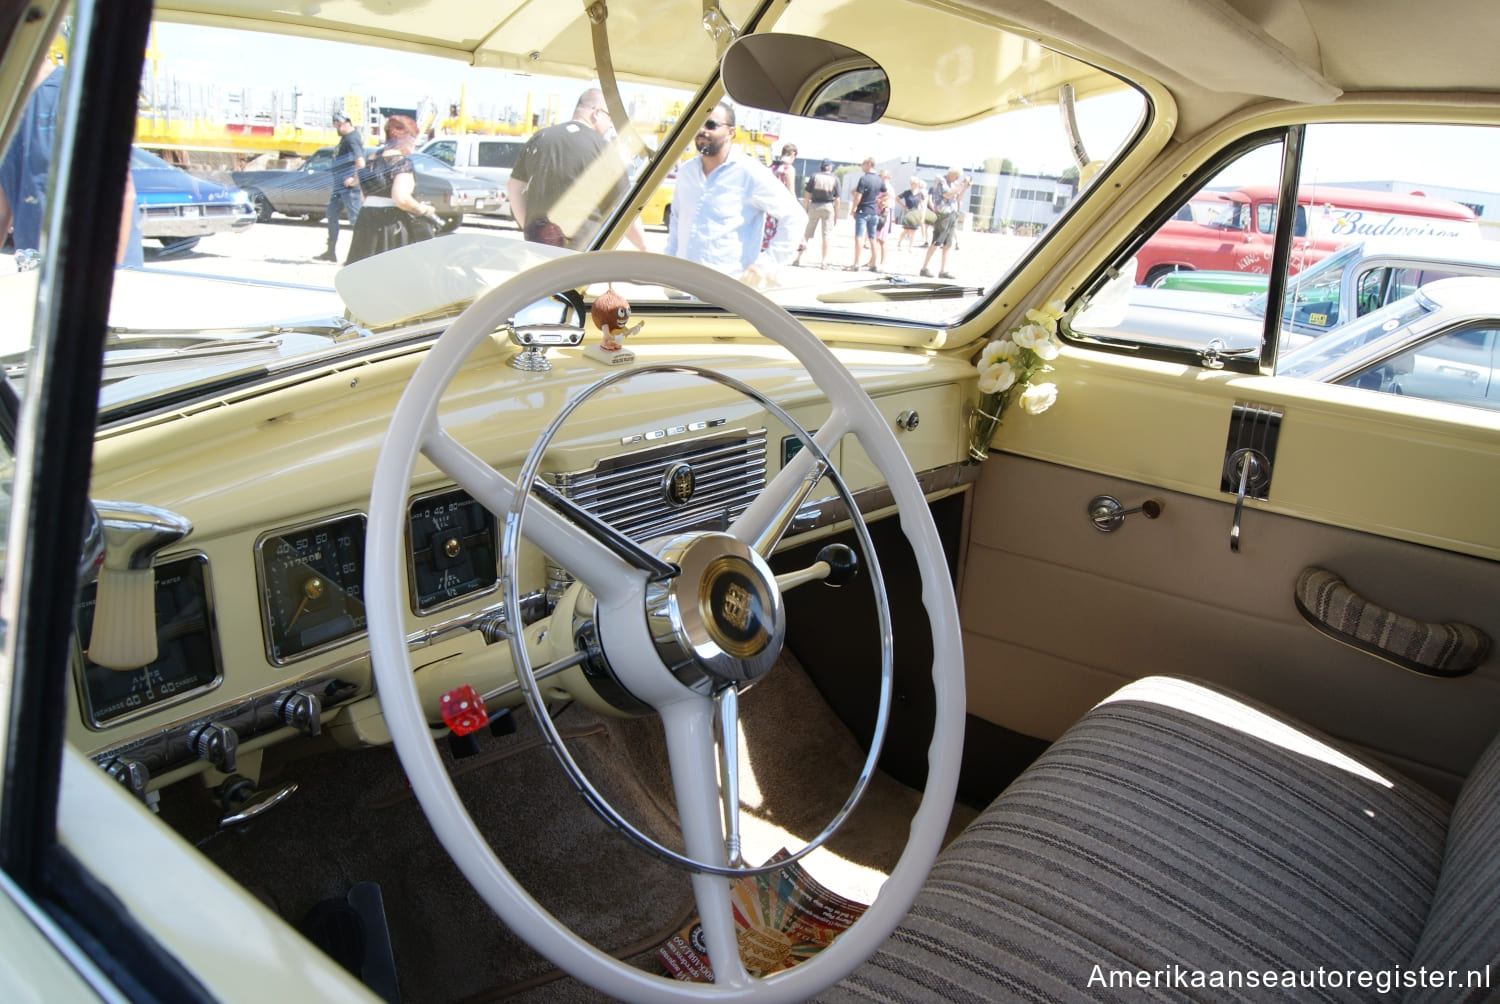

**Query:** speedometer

left=256, top=513, right=367, bottom=664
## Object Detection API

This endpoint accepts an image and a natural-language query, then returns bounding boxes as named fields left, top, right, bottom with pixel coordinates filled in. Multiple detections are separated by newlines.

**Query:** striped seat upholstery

left=826, top=677, right=1475, bottom=1003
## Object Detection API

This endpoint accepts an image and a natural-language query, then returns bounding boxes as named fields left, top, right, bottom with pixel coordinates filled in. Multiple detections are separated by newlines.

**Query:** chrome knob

left=188, top=722, right=238, bottom=773
left=275, top=690, right=323, bottom=737
left=895, top=409, right=920, bottom=431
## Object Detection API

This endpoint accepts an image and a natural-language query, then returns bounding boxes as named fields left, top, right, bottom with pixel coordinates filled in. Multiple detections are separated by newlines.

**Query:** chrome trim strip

left=790, top=461, right=979, bottom=535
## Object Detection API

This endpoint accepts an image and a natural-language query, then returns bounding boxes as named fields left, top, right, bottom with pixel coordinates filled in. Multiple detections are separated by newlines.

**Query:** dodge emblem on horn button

left=663, top=462, right=696, bottom=506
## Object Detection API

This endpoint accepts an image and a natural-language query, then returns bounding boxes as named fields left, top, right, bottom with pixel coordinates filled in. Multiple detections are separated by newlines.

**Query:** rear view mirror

left=721, top=34, right=889, bottom=125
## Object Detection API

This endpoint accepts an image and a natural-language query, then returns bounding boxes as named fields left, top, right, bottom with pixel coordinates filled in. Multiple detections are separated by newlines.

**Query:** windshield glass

left=1, top=0, right=1144, bottom=421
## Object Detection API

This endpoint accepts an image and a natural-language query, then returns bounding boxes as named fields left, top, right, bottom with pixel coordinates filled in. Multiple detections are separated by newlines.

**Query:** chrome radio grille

left=542, top=429, right=768, bottom=599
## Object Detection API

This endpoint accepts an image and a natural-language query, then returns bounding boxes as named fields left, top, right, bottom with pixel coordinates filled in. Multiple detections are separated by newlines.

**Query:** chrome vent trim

left=542, top=430, right=768, bottom=599
left=544, top=430, right=767, bottom=540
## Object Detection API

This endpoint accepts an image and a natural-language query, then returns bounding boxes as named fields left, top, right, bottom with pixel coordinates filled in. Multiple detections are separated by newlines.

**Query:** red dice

left=440, top=684, right=489, bottom=736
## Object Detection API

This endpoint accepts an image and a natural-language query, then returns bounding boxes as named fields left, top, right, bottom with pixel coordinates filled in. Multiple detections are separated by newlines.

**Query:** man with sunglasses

left=664, top=102, right=806, bottom=285
left=507, top=87, right=646, bottom=251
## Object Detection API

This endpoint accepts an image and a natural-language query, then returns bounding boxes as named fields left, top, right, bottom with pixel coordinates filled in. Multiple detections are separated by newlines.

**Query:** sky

left=146, top=21, right=1143, bottom=175
left=148, top=21, right=1500, bottom=190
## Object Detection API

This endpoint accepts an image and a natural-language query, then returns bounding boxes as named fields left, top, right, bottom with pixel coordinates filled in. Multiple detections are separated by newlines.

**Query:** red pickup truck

left=1134, top=184, right=1479, bottom=286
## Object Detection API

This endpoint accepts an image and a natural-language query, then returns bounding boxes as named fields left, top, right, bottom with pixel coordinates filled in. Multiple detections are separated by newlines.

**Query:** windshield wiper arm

left=816, top=280, right=983, bottom=303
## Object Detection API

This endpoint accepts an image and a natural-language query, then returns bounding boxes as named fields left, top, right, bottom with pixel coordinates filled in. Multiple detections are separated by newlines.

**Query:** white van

left=418, top=135, right=527, bottom=218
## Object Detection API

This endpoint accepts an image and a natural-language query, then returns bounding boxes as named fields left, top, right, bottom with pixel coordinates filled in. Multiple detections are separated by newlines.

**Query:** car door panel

left=960, top=352, right=1500, bottom=799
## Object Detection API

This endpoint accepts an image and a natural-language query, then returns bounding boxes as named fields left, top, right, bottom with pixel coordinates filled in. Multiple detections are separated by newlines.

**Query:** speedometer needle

left=288, top=577, right=325, bottom=628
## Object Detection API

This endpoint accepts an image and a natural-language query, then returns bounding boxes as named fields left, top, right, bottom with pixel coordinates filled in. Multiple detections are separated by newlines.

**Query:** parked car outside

left=231, top=146, right=501, bottom=231
left=130, top=147, right=256, bottom=254
left=418, top=135, right=526, bottom=218
left=1278, top=276, right=1500, bottom=410
left=1074, top=236, right=1500, bottom=357
left=1132, top=183, right=1480, bottom=287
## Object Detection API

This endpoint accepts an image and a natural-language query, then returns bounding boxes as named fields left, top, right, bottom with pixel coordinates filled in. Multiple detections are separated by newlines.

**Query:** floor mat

left=157, top=649, right=974, bottom=1001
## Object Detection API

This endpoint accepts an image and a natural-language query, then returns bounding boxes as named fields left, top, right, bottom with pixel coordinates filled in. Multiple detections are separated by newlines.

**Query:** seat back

left=1406, top=734, right=1500, bottom=1001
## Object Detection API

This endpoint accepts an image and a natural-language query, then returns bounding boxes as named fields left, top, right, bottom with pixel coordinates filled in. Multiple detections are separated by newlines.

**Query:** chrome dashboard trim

left=790, top=461, right=979, bottom=535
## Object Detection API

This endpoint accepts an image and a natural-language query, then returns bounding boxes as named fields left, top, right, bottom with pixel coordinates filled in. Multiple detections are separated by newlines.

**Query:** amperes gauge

left=256, top=513, right=367, bottom=664
left=407, top=487, right=498, bottom=614
left=75, top=553, right=222, bottom=728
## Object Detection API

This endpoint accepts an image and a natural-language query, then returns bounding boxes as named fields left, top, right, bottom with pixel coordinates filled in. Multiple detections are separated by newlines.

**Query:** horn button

left=645, top=532, right=785, bottom=690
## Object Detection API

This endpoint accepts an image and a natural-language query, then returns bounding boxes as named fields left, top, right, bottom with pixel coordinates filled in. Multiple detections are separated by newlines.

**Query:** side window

left=1069, top=120, right=1499, bottom=404
left=426, top=140, right=456, bottom=166
left=476, top=142, right=521, bottom=169
left=1256, top=202, right=1276, bottom=235
left=1354, top=267, right=1391, bottom=315
left=1070, top=138, right=1285, bottom=347
left=1338, top=324, right=1498, bottom=409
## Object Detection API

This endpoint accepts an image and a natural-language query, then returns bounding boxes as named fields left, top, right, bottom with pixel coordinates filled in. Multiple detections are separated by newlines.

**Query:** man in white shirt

left=665, top=102, right=806, bottom=284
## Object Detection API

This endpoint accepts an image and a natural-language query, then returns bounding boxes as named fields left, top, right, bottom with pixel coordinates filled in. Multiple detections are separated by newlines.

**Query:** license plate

left=473, top=200, right=486, bottom=210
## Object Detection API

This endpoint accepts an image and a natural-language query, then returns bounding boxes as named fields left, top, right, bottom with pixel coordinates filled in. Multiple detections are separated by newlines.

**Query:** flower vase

left=968, top=400, right=1004, bottom=461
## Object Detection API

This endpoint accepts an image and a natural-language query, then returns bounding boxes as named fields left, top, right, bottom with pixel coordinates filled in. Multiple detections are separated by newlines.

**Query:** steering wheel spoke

left=733, top=415, right=848, bottom=557
left=423, top=425, right=645, bottom=599
left=659, top=697, right=753, bottom=987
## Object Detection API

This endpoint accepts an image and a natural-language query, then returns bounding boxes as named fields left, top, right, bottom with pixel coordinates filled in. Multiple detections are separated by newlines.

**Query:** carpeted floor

left=157, top=651, right=976, bottom=1002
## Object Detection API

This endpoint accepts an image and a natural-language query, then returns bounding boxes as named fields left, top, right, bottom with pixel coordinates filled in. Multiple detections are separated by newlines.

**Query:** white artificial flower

left=1032, top=337, right=1060, bottom=361
left=980, top=338, right=1017, bottom=367
left=1019, top=382, right=1058, bottom=414
left=979, top=360, right=1016, bottom=394
left=1011, top=323, right=1051, bottom=351
left=1025, top=300, right=1066, bottom=326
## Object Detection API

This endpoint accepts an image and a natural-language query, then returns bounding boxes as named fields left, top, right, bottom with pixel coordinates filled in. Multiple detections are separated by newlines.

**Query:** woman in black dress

left=345, top=114, right=439, bottom=264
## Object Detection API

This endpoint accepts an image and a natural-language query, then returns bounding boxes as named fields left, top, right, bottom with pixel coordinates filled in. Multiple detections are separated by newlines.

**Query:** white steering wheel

left=366, top=250, right=964, bottom=1002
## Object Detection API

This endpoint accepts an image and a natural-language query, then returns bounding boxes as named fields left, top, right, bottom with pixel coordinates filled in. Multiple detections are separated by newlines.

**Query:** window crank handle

left=1087, top=495, right=1164, bottom=532
left=1228, top=448, right=1267, bottom=554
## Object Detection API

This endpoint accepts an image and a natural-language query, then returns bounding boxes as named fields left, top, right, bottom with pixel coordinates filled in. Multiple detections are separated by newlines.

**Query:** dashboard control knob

left=104, top=756, right=157, bottom=810
left=188, top=722, right=238, bottom=773
left=275, top=690, right=323, bottom=737
left=895, top=409, right=920, bottom=431
left=816, top=543, right=860, bottom=586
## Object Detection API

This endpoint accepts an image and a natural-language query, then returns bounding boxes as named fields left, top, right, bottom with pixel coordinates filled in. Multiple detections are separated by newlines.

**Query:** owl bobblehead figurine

left=584, top=287, right=643, bottom=365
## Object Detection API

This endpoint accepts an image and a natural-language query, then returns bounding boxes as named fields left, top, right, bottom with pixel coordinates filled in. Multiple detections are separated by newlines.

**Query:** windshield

left=1, top=0, right=1144, bottom=420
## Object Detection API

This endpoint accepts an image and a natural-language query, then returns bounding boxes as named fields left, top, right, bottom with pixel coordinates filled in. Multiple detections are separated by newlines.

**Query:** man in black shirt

left=316, top=112, right=365, bottom=261
left=848, top=157, right=883, bottom=271
left=506, top=89, right=645, bottom=251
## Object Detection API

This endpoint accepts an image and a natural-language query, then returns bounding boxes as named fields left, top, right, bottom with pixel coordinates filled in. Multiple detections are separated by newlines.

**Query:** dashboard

left=69, top=334, right=975, bottom=803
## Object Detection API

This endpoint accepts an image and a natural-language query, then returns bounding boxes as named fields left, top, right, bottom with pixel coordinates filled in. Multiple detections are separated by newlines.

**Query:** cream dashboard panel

left=70, top=335, right=975, bottom=779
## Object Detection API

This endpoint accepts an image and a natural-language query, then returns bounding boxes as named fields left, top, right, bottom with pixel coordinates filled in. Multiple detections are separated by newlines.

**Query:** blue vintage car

left=130, top=147, right=257, bottom=255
